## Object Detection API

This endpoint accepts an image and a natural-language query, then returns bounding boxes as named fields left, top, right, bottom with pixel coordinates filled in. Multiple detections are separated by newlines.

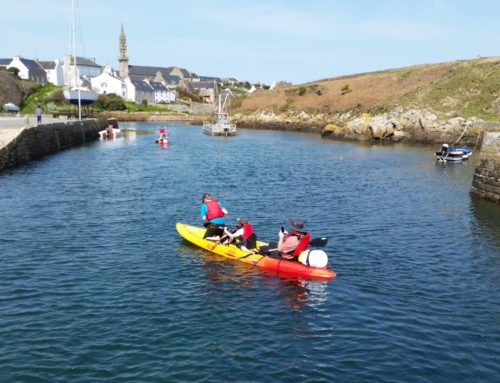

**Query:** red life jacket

left=294, top=233, right=310, bottom=257
left=205, top=200, right=224, bottom=221
left=284, top=232, right=311, bottom=258
left=242, top=223, right=253, bottom=239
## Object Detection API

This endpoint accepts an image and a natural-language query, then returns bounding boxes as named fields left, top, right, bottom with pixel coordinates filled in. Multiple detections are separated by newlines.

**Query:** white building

left=91, top=66, right=127, bottom=98
left=145, top=80, right=176, bottom=103
left=125, top=78, right=176, bottom=104
left=38, top=59, right=64, bottom=85
left=7, top=56, right=47, bottom=83
left=63, top=55, right=102, bottom=86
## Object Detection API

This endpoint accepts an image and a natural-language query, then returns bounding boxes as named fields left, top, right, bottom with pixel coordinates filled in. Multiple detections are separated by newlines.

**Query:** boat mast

left=71, top=0, right=82, bottom=120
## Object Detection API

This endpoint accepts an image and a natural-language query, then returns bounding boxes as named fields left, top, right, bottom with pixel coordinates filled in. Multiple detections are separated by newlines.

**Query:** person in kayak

left=277, top=220, right=311, bottom=260
left=157, top=127, right=168, bottom=143
left=220, top=218, right=257, bottom=250
left=200, top=192, right=228, bottom=240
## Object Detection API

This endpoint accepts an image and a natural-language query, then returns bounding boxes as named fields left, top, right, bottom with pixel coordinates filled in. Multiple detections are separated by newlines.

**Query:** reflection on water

left=471, top=197, right=500, bottom=244
left=177, top=241, right=329, bottom=310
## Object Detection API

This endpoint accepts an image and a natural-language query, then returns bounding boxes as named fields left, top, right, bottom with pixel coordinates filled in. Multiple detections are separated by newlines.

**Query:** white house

left=125, top=78, right=155, bottom=104
left=145, top=80, right=176, bottom=103
left=63, top=55, right=102, bottom=86
left=7, top=56, right=47, bottom=83
left=38, top=59, right=64, bottom=85
left=91, top=66, right=127, bottom=98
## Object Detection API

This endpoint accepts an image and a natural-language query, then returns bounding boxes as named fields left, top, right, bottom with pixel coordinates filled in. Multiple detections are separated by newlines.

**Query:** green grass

left=20, top=84, right=66, bottom=113
left=123, top=101, right=173, bottom=112
left=399, top=59, right=500, bottom=119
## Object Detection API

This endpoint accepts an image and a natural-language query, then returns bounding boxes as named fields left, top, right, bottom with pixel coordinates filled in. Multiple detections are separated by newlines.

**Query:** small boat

left=435, top=144, right=472, bottom=162
left=203, top=94, right=237, bottom=136
left=176, top=223, right=336, bottom=280
left=63, top=0, right=98, bottom=118
left=156, top=138, right=170, bottom=145
left=98, top=124, right=121, bottom=140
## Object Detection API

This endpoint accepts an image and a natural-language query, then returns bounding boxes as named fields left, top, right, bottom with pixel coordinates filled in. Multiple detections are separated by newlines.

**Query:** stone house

left=190, top=80, right=217, bottom=103
left=126, top=78, right=155, bottom=105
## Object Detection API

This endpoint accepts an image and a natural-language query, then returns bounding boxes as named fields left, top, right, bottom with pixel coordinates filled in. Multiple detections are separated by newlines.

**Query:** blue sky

left=1, top=0, right=499, bottom=84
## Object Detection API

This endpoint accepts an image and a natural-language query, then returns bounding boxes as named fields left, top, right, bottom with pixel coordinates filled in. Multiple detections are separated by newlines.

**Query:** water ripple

left=0, top=124, right=499, bottom=382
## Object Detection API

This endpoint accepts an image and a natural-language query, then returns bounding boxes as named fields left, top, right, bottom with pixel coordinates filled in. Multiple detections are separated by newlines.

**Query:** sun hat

left=289, top=219, right=307, bottom=233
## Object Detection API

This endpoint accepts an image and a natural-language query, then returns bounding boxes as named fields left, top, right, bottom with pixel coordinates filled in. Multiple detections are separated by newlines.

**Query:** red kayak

left=176, top=223, right=336, bottom=280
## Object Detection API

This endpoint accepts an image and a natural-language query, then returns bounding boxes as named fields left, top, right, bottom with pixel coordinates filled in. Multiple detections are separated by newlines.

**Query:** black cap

left=289, top=219, right=307, bottom=233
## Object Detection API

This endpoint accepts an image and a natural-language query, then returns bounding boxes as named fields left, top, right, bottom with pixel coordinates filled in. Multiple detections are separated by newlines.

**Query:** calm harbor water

left=1, top=122, right=499, bottom=382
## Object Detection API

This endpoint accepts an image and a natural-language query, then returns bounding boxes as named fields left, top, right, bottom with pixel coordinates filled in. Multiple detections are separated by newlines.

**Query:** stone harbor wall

left=471, top=132, right=500, bottom=203
left=0, top=118, right=117, bottom=172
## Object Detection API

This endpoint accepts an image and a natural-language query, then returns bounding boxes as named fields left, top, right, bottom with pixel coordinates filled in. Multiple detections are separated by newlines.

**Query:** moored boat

left=203, top=94, right=237, bottom=136
left=435, top=144, right=472, bottom=162
left=63, top=87, right=98, bottom=106
left=63, top=0, right=98, bottom=118
left=176, top=222, right=336, bottom=280
left=98, top=123, right=121, bottom=139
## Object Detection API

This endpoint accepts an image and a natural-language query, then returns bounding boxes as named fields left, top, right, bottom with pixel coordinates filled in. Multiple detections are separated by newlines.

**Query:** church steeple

left=119, top=23, right=129, bottom=78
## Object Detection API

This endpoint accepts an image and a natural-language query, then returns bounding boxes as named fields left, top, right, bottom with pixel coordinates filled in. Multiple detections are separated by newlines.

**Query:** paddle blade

left=309, top=237, right=328, bottom=247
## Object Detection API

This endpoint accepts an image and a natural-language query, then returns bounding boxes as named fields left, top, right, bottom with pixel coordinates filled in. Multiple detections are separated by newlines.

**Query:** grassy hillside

left=236, top=57, right=500, bottom=121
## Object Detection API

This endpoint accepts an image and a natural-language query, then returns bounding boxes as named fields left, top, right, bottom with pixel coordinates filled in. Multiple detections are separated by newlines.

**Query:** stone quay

left=0, top=116, right=118, bottom=172
left=471, top=132, right=500, bottom=204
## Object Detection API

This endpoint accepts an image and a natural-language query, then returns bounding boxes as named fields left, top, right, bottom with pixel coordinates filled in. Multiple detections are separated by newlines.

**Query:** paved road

left=0, top=116, right=61, bottom=149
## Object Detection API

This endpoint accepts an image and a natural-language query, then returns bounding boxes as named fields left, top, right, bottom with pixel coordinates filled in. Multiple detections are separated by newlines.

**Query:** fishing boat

left=63, top=0, right=98, bottom=118
left=203, top=94, right=237, bottom=136
left=435, top=144, right=472, bottom=162
left=176, top=223, right=336, bottom=280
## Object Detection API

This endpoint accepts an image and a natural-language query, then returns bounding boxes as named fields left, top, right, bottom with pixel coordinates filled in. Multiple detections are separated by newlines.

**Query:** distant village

left=0, top=25, right=271, bottom=107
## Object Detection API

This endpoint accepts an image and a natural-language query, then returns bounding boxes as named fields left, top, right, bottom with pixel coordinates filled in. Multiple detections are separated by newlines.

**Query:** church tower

left=119, top=23, right=129, bottom=78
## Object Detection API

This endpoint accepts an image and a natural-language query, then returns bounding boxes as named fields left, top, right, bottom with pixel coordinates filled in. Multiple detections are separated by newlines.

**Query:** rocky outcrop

left=0, top=118, right=115, bottom=172
left=96, top=111, right=205, bottom=123
left=234, top=110, right=326, bottom=134
left=0, top=71, right=23, bottom=107
left=233, top=107, right=485, bottom=145
left=471, top=132, right=500, bottom=204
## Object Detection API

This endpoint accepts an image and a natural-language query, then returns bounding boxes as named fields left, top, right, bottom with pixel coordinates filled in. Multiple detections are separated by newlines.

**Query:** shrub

left=7, top=67, right=20, bottom=77
left=177, top=87, right=203, bottom=103
left=297, top=86, right=306, bottom=96
left=95, top=93, right=126, bottom=111
left=45, top=90, right=66, bottom=104
left=341, top=84, right=351, bottom=94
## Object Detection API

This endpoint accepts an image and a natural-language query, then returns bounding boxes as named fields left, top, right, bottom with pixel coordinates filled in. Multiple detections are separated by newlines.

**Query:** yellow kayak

left=176, top=223, right=336, bottom=280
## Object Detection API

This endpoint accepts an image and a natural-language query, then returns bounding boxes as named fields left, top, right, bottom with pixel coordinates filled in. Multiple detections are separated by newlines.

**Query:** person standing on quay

left=34, top=105, right=43, bottom=124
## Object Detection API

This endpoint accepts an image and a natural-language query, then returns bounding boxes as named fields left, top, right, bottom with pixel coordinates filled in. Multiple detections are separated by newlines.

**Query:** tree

left=7, top=67, right=20, bottom=77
